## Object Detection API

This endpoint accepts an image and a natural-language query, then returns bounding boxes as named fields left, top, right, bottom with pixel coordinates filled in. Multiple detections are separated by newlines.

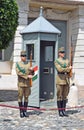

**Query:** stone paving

left=0, top=86, right=84, bottom=130
left=0, top=75, right=84, bottom=129
left=0, top=97, right=84, bottom=130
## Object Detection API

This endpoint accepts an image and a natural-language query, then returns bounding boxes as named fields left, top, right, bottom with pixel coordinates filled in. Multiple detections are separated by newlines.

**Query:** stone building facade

left=1, top=0, right=84, bottom=86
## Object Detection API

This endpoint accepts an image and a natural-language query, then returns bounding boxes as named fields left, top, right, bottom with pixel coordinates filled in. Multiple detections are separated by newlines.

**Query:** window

left=26, top=44, right=34, bottom=60
left=45, top=46, right=53, bottom=62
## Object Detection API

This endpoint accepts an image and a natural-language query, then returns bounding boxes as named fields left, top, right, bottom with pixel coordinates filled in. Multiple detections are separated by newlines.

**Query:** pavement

left=0, top=75, right=84, bottom=130
left=0, top=89, right=84, bottom=130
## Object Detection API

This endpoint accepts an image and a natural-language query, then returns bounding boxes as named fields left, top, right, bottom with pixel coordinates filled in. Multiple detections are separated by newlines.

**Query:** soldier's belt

left=58, top=72, right=68, bottom=75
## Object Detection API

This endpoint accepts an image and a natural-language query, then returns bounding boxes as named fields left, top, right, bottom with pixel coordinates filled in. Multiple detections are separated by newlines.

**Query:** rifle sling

left=56, top=59, right=66, bottom=68
left=16, top=62, right=26, bottom=74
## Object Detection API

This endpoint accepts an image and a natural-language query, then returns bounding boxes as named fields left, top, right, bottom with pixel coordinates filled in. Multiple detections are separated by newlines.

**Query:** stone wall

left=71, top=6, right=84, bottom=85
left=12, top=0, right=29, bottom=74
left=12, top=1, right=84, bottom=86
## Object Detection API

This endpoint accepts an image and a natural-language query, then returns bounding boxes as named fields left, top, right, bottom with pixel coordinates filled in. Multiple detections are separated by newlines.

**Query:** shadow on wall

left=0, top=90, right=18, bottom=102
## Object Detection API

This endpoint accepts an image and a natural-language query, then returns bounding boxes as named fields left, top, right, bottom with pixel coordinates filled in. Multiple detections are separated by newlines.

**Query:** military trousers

left=56, top=84, right=70, bottom=101
left=18, top=86, right=31, bottom=102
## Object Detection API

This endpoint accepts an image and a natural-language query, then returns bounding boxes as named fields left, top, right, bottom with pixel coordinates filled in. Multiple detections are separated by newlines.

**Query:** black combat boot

left=62, top=100, right=68, bottom=117
left=23, top=102, right=28, bottom=117
left=57, top=101, right=64, bottom=117
left=18, top=102, right=24, bottom=118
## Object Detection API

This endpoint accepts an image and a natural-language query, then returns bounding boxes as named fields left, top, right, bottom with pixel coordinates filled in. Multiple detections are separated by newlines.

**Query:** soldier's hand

left=69, top=66, right=72, bottom=70
left=29, top=67, right=34, bottom=75
left=28, top=75, right=33, bottom=79
left=29, top=67, right=33, bottom=70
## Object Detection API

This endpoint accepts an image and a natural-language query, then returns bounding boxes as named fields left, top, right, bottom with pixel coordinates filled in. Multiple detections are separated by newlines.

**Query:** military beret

left=20, top=51, right=26, bottom=56
left=58, top=47, right=65, bottom=53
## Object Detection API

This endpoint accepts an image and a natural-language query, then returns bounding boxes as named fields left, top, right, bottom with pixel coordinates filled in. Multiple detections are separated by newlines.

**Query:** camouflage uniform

left=54, top=47, right=71, bottom=117
left=16, top=51, right=33, bottom=118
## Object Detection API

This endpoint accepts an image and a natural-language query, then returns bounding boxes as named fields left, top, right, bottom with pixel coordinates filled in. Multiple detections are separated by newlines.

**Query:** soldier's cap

left=58, top=47, right=65, bottom=53
left=20, top=51, right=26, bottom=57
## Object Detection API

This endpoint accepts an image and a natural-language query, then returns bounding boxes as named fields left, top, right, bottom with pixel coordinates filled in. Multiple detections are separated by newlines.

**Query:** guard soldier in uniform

left=54, top=47, right=72, bottom=117
left=16, top=51, right=34, bottom=118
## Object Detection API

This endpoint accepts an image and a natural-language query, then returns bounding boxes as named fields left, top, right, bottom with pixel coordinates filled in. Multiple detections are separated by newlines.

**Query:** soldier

left=16, top=51, right=34, bottom=118
left=54, top=47, right=72, bottom=117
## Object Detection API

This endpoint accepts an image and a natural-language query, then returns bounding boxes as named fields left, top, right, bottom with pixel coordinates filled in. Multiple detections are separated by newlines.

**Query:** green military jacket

left=16, top=61, right=31, bottom=87
left=54, top=57, right=71, bottom=85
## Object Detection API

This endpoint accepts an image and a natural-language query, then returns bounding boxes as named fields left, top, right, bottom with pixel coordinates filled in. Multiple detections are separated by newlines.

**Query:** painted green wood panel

left=28, top=19, right=67, bottom=50
left=23, top=33, right=40, bottom=107
left=22, top=20, right=67, bottom=107
left=40, top=33, right=57, bottom=41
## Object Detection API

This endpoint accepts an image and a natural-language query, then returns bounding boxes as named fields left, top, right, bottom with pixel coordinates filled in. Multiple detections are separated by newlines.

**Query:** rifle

left=29, top=50, right=32, bottom=87
left=69, top=46, right=73, bottom=77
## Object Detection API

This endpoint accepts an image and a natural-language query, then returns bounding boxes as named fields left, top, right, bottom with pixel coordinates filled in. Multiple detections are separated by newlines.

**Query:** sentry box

left=20, top=7, right=61, bottom=108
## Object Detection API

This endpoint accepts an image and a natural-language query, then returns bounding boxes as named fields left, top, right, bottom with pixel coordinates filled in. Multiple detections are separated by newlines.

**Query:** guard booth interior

left=39, top=36, right=58, bottom=108
left=40, top=40, right=55, bottom=101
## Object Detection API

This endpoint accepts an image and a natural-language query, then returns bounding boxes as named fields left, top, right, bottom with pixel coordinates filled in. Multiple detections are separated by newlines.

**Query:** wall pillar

left=12, top=0, right=29, bottom=74
left=71, top=6, right=84, bottom=85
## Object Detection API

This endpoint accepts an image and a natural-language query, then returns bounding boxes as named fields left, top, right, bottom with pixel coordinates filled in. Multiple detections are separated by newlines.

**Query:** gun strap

left=56, top=59, right=66, bottom=68
left=16, top=62, right=26, bottom=74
